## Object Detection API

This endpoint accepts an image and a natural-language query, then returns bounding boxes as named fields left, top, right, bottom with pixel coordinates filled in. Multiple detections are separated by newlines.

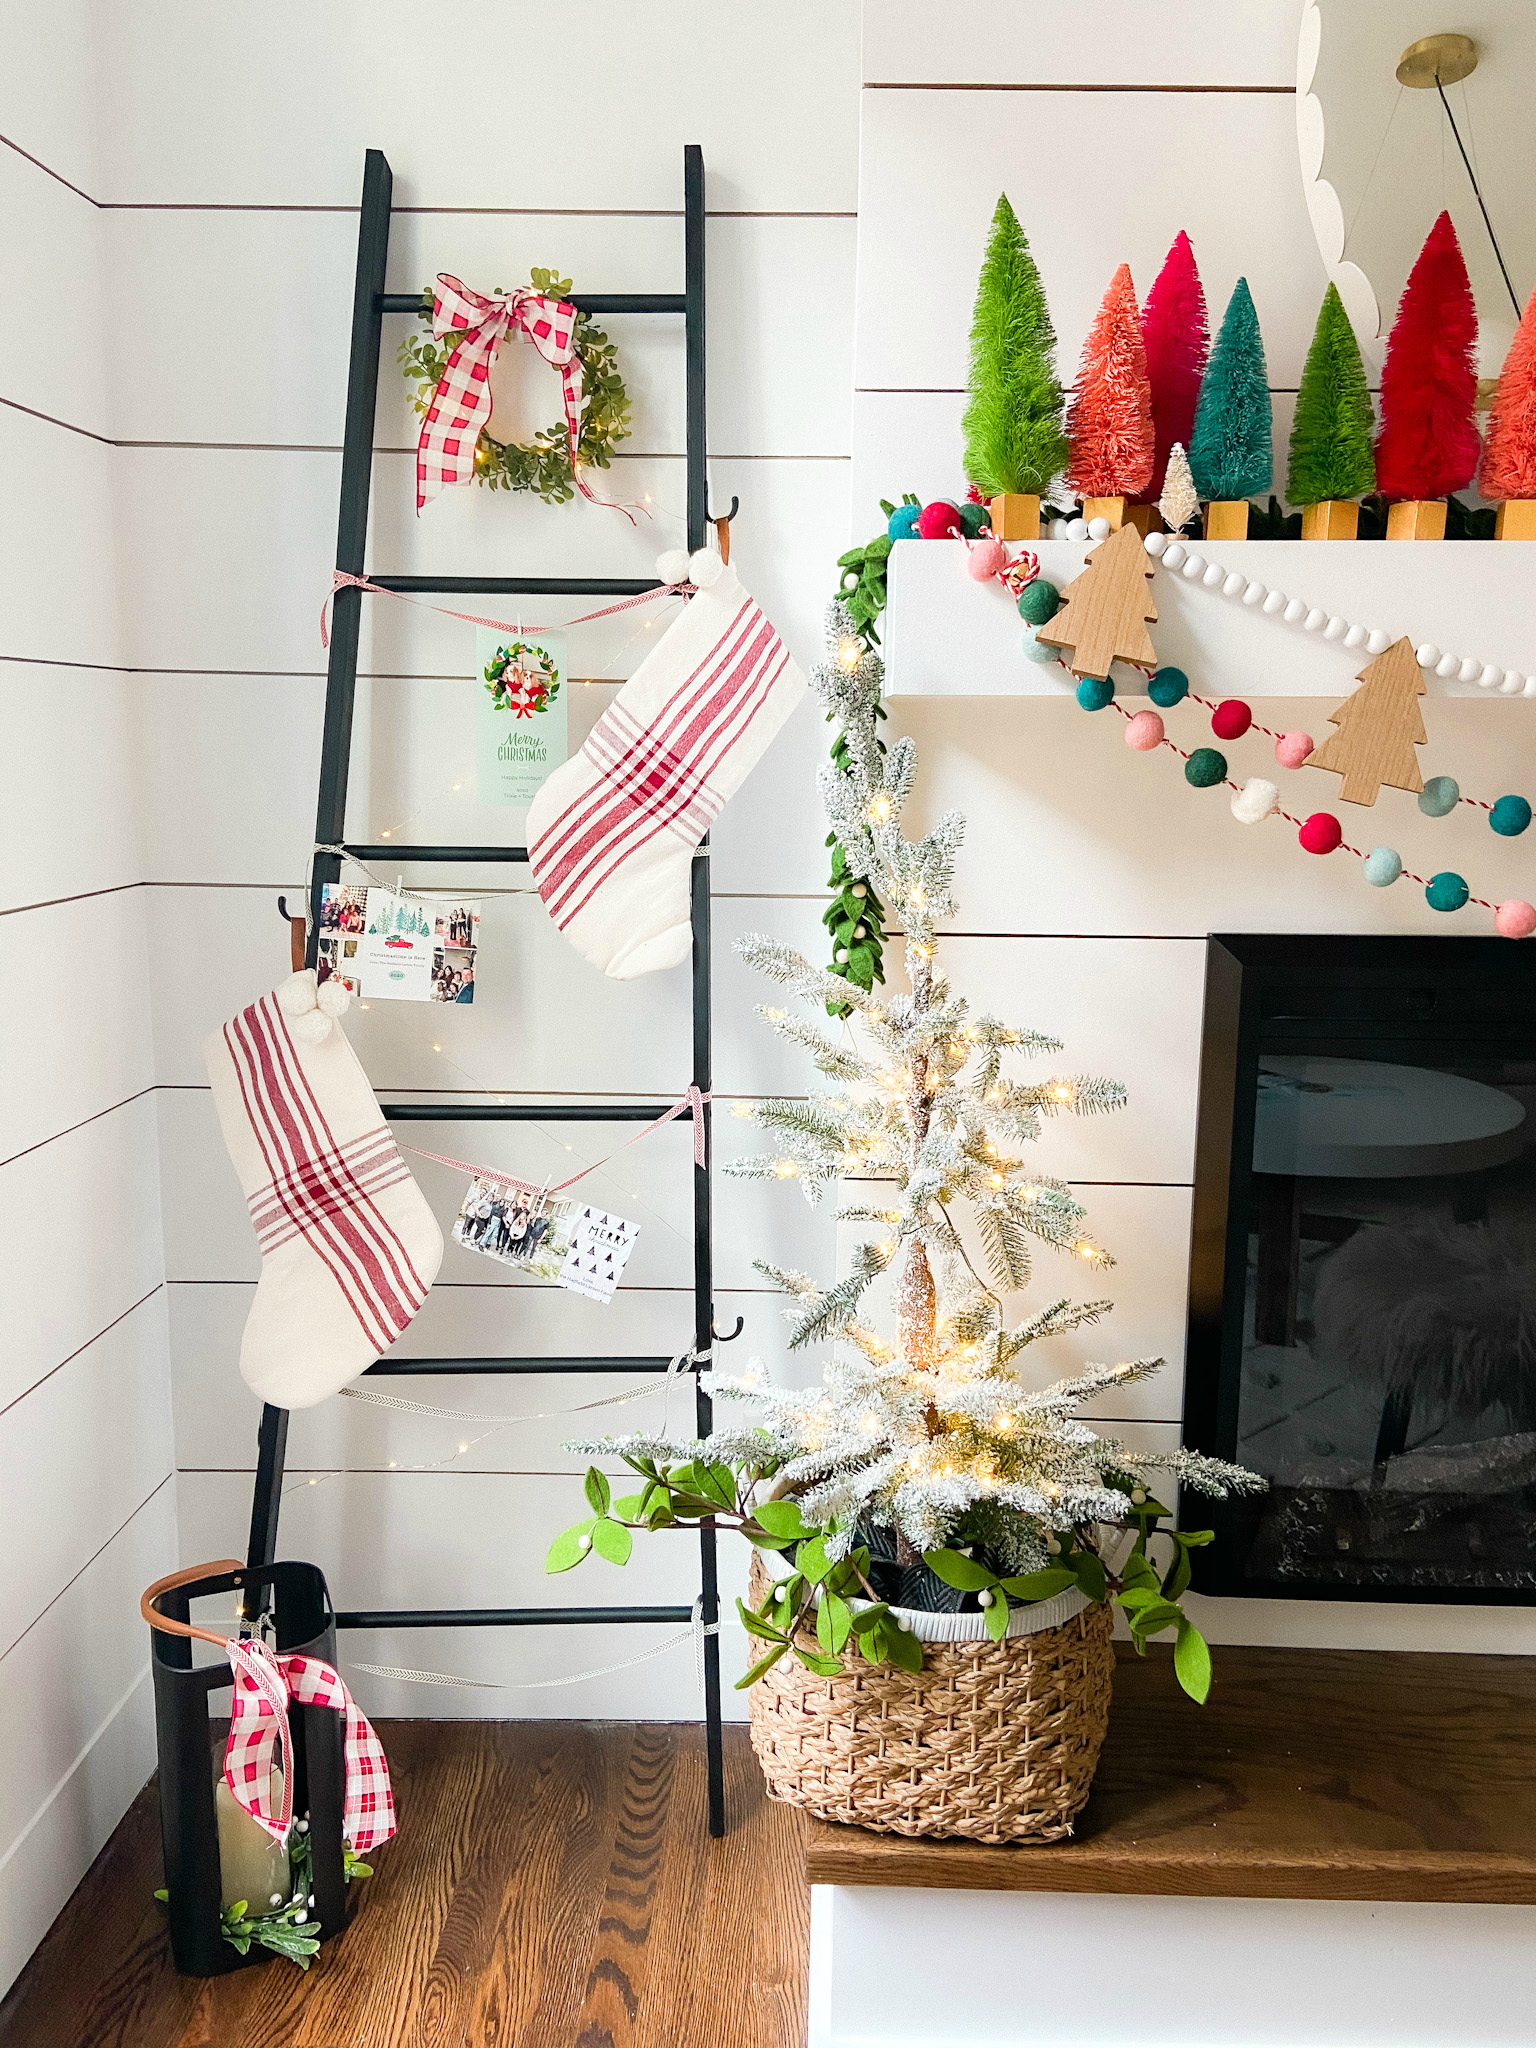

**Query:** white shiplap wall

left=0, top=4, right=174, bottom=2000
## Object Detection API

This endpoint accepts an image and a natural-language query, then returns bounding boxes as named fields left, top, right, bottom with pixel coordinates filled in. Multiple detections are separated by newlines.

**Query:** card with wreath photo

left=476, top=627, right=567, bottom=807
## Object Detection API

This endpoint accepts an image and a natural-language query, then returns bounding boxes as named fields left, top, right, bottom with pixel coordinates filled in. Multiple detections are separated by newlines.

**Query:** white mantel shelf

left=883, top=538, right=1536, bottom=699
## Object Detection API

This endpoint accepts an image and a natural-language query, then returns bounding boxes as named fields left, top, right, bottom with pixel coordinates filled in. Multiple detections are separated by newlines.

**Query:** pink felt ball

left=916, top=500, right=963, bottom=540
left=1496, top=899, right=1536, bottom=939
left=1275, top=730, right=1314, bottom=770
left=966, top=536, right=1006, bottom=580
left=1124, top=709, right=1165, bottom=752
left=1299, top=812, right=1342, bottom=855
left=1211, top=698, right=1252, bottom=741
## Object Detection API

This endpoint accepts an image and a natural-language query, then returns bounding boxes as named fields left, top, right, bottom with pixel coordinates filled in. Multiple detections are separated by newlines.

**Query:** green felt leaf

left=754, top=1499, right=810, bottom=1539
left=881, top=1622, right=924, bottom=1673
left=795, top=1535, right=833, bottom=1585
left=821, top=1594, right=853, bottom=1654
left=736, top=1642, right=790, bottom=1689
left=584, top=1467, right=611, bottom=1516
left=738, top=1597, right=788, bottom=1644
left=1174, top=1620, right=1213, bottom=1705
left=591, top=1518, right=632, bottom=1565
left=545, top=1519, right=597, bottom=1573
left=1067, top=1550, right=1108, bottom=1603
left=1117, top=1550, right=1161, bottom=1593
left=849, top=1602, right=890, bottom=1635
left=1161, top=1549, right=1193, bottom=1601
left=922, top=1548, right=996, bottom=1592
left=998, top=1567, right=1076, bottom=1603
left=1126, top=1598, right=1185, bottom=1639
left=794, top=1648, right=844, bottom=1678
left=154, top=1887, right=169, bottom=1902
left=983, top=1591, right=1010, bottom=1642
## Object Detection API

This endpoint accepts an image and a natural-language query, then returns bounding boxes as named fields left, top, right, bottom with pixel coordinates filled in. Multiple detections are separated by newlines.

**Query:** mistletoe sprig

left=153, top=1832, right=372, bottom=1971
left=484, top=641, right=560, bottom=717
left=398, top=268, right=631, bottom=503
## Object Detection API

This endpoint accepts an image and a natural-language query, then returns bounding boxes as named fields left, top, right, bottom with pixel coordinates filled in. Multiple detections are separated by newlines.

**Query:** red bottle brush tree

left=1481, top=285, right=1536, bottom=502
left=1066, top=264, right=1154, bottom=500
left=1375, top=210, right=1480, bottom=501
left=1141, top=231, right=1209, bottom=500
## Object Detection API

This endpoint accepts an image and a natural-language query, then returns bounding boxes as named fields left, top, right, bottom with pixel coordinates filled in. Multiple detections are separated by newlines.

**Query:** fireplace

left=1184, top=935, right=1536, bottom=1603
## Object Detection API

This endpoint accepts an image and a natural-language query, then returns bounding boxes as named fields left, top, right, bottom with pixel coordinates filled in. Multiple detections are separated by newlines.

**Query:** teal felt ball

left=1017, top=578, right=1062, bottom=625
left=1491, top=794, right=1532, bottom=837
left=1076, top=676, right=1115, bottom=711
left=1149, top=666, right=1189, bottom=708
left=1362, top=847, right=1402, bottom=887
left=887, top=503, right=922, bottom=541
left=1022, top=630, right=1058, bottom=664
left=1185, top=747, right=1227, bottom=788
left=1419, top=775, right=1460, bottom=818
left=957, top=500, right=990, bottom=538
left=1426, top=870, right=1469, bottom=912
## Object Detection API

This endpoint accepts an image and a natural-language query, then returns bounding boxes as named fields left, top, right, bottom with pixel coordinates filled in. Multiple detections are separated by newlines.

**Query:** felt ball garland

left=917, top=501, right=963, bottom=540
left=1491, top=795, right=1532, bottom=837
left=1148, top=666, right=1188, bottom=707
left=1299, top=812, right=1342, bottom=855
left=1419, top=776, right=1459, bottom=818
left=1077, top=676, right=1115, bottom=711
left=1426, top=871, right=1470, bottom=912
left=1210, top=698, right=1252, bottom=740
left=1362, top=847, right=1402, bottom=887
left=1185, top=747, right=1226, bottom=788
left=1017, top=578, right=1061, bottom=625
left=1125, top=709, right=1164, bottom=751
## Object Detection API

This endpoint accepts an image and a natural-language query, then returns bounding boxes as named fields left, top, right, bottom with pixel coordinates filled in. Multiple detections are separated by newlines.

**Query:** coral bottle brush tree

left=1375, top=210, right=1479, bottom=506
left=1481, top=284, right=1536, bottom=517
left=548, top=605, right=1260, bottom=1701
left=1067, top=263, right=1155, bottom=511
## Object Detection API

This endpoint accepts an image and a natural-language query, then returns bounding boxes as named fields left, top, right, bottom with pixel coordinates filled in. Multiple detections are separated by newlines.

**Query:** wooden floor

left=0, top=1723, right=808, bottom=2048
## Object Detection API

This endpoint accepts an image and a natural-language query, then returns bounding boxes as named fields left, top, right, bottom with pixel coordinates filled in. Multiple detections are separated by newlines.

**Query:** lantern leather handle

left=141, top=1557, right=249, bottom=1647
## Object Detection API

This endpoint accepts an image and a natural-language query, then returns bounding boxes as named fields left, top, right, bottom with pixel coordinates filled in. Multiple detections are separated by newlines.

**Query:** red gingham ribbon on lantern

left=416, top=274, right=629, bottom=520
left=224, top=1636, right=397, bottom=1854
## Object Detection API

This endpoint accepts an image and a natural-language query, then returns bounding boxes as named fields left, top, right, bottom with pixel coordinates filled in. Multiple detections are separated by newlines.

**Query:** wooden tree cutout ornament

left=1035, top=522, right=1157, bottom=679
left=1305, top=637, right=1426, bottom=805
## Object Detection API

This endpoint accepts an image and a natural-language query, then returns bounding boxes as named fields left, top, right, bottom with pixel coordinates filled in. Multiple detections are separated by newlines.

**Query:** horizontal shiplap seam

left=863, top=81, right=1294, bottom=95
left=0, top=879, right=141, bottom=921
left=0, top=1471, right=172, bottom=1667
left=0, top=1084, right=157, bottom=1173
left=858, top=386, right=1312, bottom=396
left=0, top=1284, right=165, bottom=1423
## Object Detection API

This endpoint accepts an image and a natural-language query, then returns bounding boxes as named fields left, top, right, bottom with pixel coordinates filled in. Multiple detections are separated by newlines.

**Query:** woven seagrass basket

left=746, top=1554, right=1115, bottom=1844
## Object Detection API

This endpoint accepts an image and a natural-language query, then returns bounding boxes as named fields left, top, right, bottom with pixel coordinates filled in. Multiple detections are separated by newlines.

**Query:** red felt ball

left=1210, top=698, right=1252, bottom=741
left=1299, top=812, right=1342, bottom=855
left=917, top=501, right=963, bottom=540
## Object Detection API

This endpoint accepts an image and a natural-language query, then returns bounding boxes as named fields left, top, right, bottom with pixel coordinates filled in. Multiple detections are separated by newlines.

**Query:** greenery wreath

left=484, top=641, right=561, bottom=717
left=399, top=267, right=632, bottom=503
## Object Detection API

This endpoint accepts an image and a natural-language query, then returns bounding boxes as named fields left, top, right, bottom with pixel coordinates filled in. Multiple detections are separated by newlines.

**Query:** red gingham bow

left=416, top=274, right=624, bottom=518
left=224, top=1637, right=396, bottom=1855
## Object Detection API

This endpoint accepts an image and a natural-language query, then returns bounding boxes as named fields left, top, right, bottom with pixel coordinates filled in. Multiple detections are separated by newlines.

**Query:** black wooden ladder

left=245, top=143, right=727, bottom=1835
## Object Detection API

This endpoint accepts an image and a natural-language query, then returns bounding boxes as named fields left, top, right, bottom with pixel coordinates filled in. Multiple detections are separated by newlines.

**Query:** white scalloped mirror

left=1299, top=2, right=1535, bottom=373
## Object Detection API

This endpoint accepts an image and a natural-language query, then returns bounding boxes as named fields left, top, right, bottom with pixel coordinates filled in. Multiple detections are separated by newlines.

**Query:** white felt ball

left=1505, top=672, right=1529, bottom=695
left=1281, top=598, right=1306, bottom=624
left=1324, top=615, right=1348, bottom=641
left=1144, top=530, right=1169, bottom=557
left=1161, top=540, right=1187, bottom=570
left=289, top=1008, right=332, bottom=1046
left=1065, top=517, right=1089, bottom=541
left=835, top=947, right=849, bottom=963
left=1303, top=607, right=1327, bottom=633
left=1222, top=571, right=1246, bottom=597
left=655, top=548, right=690, bottom=584
left=1458, top=657, right=1482, bottom=685
left=316, top=976, right=350, bottom=1020
left=1262, top=590, right=1288, bottom=615
left=977, top=1590, right=994, bottom=1608
left=1524, top=677, right=1536, bottom=698
left=1435, top=652, right=1459, bottom=678
left=1051, top=518, right=1071, bottom=540
left=1180, top=553, right=1207, bottom=580
left=1343, top=623, right=1367, bottom=650
left=1479, top=664, right=1503, bottom=689
left=1242, top=580, right=1267, bottom=606
left=1416, top=642, right=1441, bottom=669
left=1231, top=777, right=1279, bottom=824
left=276, top=970, right=318, bottom=1017
left=1202, top=561, right=1225, bottom=588
left=688, top=548, right=725, bottom=589
left=852, top=881, right=867, bottom=897
left=1086, top=515, right=1111, bottom=540
left=1365, top=627, right=1391, bottom=654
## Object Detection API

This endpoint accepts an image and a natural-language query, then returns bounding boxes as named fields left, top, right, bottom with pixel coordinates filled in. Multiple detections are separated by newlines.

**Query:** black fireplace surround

left=1184, top=935, right=1536, bottom=1604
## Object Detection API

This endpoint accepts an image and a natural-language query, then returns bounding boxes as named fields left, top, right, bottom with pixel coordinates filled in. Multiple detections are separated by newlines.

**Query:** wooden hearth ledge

left=803, top=1644, right=1536, bottom=1904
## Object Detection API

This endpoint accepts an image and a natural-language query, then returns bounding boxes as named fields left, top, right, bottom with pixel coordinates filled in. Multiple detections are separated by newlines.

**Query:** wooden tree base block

left=1081, top=496, right=1126, bottom=532
left=1300, top=499, right=1359, bottom=541
left=1203, top=499, right=1251, bottom=541
left=989, top=493, right=1040, bottom=541
left=1495, top=499, right=1536, bottom=539
left=1386, top=499, right=1447, bottom=541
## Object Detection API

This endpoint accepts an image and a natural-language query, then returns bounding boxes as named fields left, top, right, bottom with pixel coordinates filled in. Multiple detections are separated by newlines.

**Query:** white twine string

left=345, top=1596, right=720, bottom=1698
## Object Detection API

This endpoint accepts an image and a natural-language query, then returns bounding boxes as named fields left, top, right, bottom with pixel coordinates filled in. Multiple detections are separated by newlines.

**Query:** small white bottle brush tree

left=551, top=600, right=1260, bottom=1698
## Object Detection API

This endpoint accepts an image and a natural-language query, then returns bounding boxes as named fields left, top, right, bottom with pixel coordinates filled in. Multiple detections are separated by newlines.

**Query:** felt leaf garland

left=1189, top=278, right=1273, bottom=502
left=1480, top=284, right=1536, bottom=503
left=1375, top=211, right=1480, bottom=502
left=1066, top=264, right=1154, bottom=500
left=1140, top=231, right=1210, bottom=500
left=1286, top=283, right=1376, bottom=505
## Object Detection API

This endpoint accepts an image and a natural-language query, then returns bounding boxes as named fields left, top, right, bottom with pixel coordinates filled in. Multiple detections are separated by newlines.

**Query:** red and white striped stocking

left=527, top=550, right=805, bottom=978
left=205, top=971, right=442, bottom=1408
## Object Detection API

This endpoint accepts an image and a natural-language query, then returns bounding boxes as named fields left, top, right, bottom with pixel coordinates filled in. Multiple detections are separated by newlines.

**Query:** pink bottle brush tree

left=1375, top=210, right=1480, bottom=502
left=1066, top=263, right=1154, bottom=501
left=1140, top=231, right=1210, bottom=500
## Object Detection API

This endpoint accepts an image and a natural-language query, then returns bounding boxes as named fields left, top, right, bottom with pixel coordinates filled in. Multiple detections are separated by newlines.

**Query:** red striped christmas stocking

left=205, top=971, right=443, bottom=1408
left=527, top=549, right=805, bottom=977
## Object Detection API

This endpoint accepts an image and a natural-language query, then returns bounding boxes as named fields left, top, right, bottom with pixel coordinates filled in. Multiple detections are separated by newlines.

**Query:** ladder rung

left=365, top=1356, right=686, bottom=1376
left=384, top=1102, right=676, bottom=1122
left=335, top=1606, right=694, bottom=1629
left=379, top=293, right=685, bottom=317
left=342, top=843, right=529, bottom=862
left=365, top=575, right=662, bottom=597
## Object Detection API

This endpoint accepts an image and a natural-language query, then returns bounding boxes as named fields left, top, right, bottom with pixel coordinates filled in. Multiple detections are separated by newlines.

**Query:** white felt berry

left=1457, top=657, right=1481, bottom=685
left=269, top=1893, right=284, bottom=1907
left=276, top=970, right=319, bottom=1017
left=852, top=882, right=867, bottom=898
left=977, top=1589, right=994, bottom=1607
left=1052, top=518, right=1071, bottom=540
left=688, top=548, right=725, bottom=589
left=656, top=548, right=690, bottom=584
left=1231, top=777, right=1279, bottom=824
left=853, top=924, right=866, bottom=940
left=835, top=947, right=849, bottom=963
left=1479, top=663, right=1502, bottom=689
left=316, top=976, right=350, bottom=1020
left=1303, top=607, right=1327, bottom=632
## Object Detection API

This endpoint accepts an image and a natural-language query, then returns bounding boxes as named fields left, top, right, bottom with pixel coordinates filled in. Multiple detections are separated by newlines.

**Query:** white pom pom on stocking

left=205, top=970, right=443, bottom=1408
left=526, top=552, right=805, bottom=977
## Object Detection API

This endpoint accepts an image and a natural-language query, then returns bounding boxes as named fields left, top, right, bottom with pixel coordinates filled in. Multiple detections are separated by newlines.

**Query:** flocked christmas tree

left=1066, top=263, right=1155, bottom=506
left=1375, top=211, right=1479, bottom=503
left=1286, top=282, right=1376, bottom=507
left=1188, top=277, right=1273, bottom=503
left=1141, top=231, right=1209, bottom=501
left=1157, top=442, right=1200, bottom=535
left=548, top=599, right=1260, bottom=1696
left=962, top=194, right=1069, bottom=502
left=1481, top=284, right=1536, bottom=509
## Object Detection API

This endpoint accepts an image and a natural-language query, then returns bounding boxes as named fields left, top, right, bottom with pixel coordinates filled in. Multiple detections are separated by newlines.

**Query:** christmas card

left=556, top=1205, right=640, bottom=1303
left=476, top=627, right=568, bottom=807
left=317, top=885, right=480, bottom=1003
left=452, top=1177, right=580, bottom=1281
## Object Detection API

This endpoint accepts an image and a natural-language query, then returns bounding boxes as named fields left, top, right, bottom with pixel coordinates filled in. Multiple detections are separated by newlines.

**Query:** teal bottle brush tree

left=547, top=602, right=1262, bottom=1701
left=1188, top=277, right=1273, bottom=537
left=961, top=193, right=1067, bottom=540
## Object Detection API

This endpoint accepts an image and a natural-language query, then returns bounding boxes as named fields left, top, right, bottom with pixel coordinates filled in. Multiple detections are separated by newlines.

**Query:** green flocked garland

left=399, top=269, right=632, bottom=503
